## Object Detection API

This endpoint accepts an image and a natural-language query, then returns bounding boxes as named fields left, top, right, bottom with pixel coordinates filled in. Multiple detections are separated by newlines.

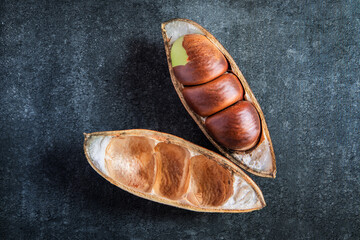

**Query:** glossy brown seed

left=104, top=136, right=155, bottom=192
left=187, top=155, right=234, bottom=207
left=205, top=101, right=261, bottom=151
left=172, top=34, right=228, bottom=85
left=182, top=73, right=244, bottom=117
left=153, top=142, right=190, bottom=200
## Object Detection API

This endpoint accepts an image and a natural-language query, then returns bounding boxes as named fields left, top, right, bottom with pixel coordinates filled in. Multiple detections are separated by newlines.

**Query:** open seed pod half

left=84, top=130, right=265, bottom=213
left=161, top=18, right=276, bottom=178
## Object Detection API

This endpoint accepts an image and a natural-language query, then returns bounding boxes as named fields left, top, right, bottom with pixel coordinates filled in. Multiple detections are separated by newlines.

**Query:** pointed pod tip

left=257, top=192, right=266, bottom=209
left=261, top=199, right=267, bottom=208
left=83, top=132, right=90, bottom=140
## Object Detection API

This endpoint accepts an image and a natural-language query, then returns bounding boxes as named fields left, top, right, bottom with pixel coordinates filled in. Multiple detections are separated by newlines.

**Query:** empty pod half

left=84, top=130, right=265, bottom=213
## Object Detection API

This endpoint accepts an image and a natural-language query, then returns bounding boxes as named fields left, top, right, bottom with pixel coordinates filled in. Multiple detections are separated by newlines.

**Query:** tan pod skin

left=161, top=18, right=276, bottom=178
left=84, top=130, right=266, bottom=213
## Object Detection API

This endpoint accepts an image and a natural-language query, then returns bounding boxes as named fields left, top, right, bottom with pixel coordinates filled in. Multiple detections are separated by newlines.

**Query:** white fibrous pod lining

left=85, top=134, right=262, bottom=211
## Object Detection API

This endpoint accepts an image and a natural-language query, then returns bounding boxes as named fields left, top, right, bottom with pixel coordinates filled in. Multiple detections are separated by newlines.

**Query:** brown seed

left=153, top=142, right=190, bottom=200
left=182, top=73, right=244, bottom=117
left=205, top=101, right=261, bottom=151
left=187, top=155, right=233, bottom=207
left=172, top=34, right=228, bottom=85
left=104, top=136, right=155, bottom=192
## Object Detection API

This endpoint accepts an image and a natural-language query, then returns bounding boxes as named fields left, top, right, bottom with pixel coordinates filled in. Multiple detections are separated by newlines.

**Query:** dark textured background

left=1, top=0, right=359, bottom=239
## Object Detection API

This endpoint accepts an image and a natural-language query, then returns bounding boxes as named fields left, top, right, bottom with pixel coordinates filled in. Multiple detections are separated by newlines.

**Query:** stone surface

left=0, top=0, right=359, bottom=239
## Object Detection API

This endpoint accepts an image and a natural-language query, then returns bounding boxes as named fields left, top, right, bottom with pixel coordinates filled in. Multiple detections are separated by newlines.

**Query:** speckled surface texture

left=1, top=0, right=359, bottom=239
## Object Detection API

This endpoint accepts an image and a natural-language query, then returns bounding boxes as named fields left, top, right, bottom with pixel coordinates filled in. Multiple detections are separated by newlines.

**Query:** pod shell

left=84, top=129, right=266, bottom=213
left=161, top=18, right=276, bottom=178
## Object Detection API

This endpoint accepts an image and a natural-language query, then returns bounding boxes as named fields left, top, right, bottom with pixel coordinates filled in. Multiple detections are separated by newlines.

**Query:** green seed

left=170, top=36, right=189, bottom=67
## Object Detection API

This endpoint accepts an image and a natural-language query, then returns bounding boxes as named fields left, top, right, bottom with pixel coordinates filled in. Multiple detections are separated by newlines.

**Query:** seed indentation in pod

left=153, top=142, right=190, bottom=200
left=104, top=136, right=155, bottom=192
left=187, top=155, right=234, bottom=207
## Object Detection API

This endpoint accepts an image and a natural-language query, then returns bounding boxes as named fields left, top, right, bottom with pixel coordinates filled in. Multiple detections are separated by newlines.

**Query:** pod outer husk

left=161, top=18, right=276, bottom=178
left=84, top=129, right=266, bottom=213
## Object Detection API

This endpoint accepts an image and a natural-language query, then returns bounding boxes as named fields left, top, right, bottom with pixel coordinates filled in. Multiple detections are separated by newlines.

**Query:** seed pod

left=161, top=18, right=276, bottom=178
left=84, top=130, right=266, bottom=213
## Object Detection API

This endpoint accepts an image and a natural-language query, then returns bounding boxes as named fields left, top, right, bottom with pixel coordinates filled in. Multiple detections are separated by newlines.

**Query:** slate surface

left=1, top=0, right=359, bottom=239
